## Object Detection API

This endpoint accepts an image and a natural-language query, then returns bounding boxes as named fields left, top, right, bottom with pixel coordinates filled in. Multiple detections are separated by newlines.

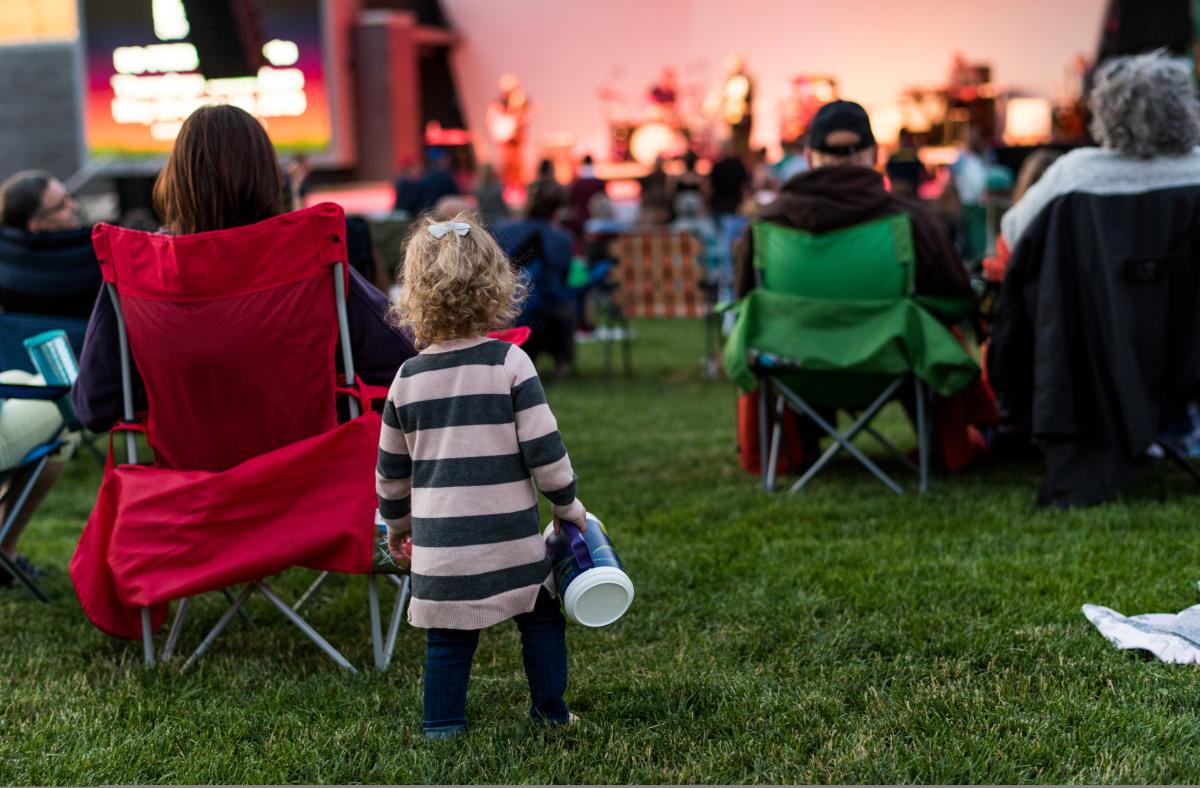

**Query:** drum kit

left=598, top=77, right=712, bottom=165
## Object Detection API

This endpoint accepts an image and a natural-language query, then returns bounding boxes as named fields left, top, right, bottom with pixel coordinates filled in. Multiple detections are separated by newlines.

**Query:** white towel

left=1083, top=601, right=1200, bottom=664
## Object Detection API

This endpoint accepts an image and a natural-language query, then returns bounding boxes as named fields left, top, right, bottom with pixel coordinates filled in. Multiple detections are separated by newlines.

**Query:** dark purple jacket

left=72, top=267, right=416, bottom=432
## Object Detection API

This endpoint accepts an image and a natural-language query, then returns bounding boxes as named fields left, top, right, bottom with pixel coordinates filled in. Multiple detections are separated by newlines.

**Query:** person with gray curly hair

left=1088, top=50, right=1200, bottom=159
left=999, top=50, right=1200, bottom=250
left=988, top=49, right=1200, bottom=507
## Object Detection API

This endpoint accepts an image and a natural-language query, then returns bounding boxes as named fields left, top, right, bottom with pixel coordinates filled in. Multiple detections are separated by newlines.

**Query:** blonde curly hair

left=392, top=211, right=525, bottom=347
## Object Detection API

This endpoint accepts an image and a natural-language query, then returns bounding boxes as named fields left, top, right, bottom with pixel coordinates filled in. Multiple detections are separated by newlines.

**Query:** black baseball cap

left=807, top=100, right=876, bottom=155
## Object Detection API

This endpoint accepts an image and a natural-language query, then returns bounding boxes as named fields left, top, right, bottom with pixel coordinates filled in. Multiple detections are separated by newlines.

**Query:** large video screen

left=82, top=0, right=333, bottom=161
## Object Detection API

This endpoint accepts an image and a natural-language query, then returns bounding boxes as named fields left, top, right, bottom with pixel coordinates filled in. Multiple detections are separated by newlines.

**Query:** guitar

left=723, top=74, right=751, bottom=125
left=488, top=91, right=528, bottom=144
left=488, top=111, right=519, bottom=143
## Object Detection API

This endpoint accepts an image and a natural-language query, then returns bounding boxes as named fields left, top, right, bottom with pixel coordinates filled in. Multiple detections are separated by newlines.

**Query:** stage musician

left=721, top=54, right=754, bottom=159
left=647, top=66, right=681, bottom=127
left=488, top=73, right=531, bottom=189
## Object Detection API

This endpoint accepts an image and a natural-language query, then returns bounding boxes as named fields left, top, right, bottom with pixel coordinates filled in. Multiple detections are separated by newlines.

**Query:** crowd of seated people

left=1, top=44, right=1197, bottom=605
left=383, top=134, right=755, bottom=370
left=705, top=48, right=1200, bottom=500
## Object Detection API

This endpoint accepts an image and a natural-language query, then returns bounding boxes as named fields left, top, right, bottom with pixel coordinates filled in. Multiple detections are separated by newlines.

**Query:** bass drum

left=628, top=121, right=687, bottom=165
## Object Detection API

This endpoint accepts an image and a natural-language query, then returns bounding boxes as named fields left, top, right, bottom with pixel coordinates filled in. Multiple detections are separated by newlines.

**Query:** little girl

left=377, top=213, right=588, bottom=740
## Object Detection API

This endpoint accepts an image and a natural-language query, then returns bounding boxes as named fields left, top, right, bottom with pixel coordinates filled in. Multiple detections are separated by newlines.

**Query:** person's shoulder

left=0, top=225, right=92, bottom=251
left=1015, top=146, right=1195, bottom=203
left=498, top=338, right=524, bottom=361
left=1031, top=147, right=1107, bottom=193
left=500, top=340, right=538, bottom=376
left=1057, top=146, right=1200, bottom=196
left=393, top=356, right=414, bottom=385
left=0, top=226, right=31, bottom=255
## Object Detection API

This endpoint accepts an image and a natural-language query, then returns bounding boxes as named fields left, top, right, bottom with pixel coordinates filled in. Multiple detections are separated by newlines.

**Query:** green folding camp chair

left=725, top=214, right=978, bottom=495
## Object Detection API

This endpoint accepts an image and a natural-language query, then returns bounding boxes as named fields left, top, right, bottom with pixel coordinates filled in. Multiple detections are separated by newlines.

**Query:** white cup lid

left=563, top=566, right=634, bottom=627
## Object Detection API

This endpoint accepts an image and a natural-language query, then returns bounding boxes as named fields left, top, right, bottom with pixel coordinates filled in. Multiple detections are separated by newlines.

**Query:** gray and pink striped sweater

left=376, top=336, right=585, bottom=630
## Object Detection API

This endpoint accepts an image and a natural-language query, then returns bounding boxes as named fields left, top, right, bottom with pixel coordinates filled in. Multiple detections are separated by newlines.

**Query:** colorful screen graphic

left=82, top=0, right=332, bottom=160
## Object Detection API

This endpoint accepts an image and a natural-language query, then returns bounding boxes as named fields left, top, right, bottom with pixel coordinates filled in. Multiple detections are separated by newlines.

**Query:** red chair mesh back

left=92, top=204, right=349, bottom=472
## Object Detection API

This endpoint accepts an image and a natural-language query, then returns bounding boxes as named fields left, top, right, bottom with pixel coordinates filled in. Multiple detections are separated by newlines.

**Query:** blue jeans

left=423, top=588, right=569, bottom=737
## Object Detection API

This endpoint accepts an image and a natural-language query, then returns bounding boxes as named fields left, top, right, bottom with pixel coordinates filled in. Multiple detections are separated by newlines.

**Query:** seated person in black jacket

left=0, top=170, right=102, bottom=318
left=989, top=51, right=1200, bottom=506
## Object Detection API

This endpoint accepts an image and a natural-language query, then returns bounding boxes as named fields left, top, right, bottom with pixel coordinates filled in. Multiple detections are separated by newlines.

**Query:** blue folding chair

left=0, top=379, right=68, bottom=602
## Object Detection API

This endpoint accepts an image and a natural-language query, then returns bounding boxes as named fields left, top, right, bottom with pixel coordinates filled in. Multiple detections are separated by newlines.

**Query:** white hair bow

left=427, top=221, right=470, bottom=239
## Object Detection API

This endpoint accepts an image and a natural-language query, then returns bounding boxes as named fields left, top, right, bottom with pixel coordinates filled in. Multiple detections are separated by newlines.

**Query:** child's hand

left=387, top=530, right=412, bottom=569
left=553, top=510, right=588, bottom=535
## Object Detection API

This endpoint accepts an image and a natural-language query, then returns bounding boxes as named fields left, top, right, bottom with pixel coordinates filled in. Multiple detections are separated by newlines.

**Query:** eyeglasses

left=33, top=192, right=76, bottom=219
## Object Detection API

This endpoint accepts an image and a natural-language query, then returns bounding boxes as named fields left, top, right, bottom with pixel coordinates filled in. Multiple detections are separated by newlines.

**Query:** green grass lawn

left=5, top=319, right=1200, bottom=784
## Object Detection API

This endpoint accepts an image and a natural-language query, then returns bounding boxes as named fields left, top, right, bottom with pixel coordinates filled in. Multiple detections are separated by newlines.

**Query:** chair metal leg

left=789, top=434, right=845, bottom=493
left=221, top=587, right=257, bottom=630
left=765, top=394, right=784, bottom=493
left=382, top=575, right=410, bottom=670
left=758, top=383, right=771, bottom=491
left=141, top=607, right=155, bottom=667
left=703, top=306, right=720, bottom=380
left=621, top=319, right=633, bottom=377
left=180, top=584, right=254, bottom=673
left=292, top=571, right=330, bottom=612
left=864, top=426, right=920, bottom=473
left=0, top=550, right=49, bottom=603
left=1158, top=440, right=1200, bottom=485
left=368, top=574, right=385, bottom=670
left=0, top=455, right=50, bottom=547
left=602, top=333, right=613, bottom=381
left=0, top=454, right=53, bottom=600
left=161, top=597, right=190, bottom=661
left=254, top=581, right=357, bottom=673
left=780, top=379, right=905, bottom=496
left=915, top=377, right=929, bottom=494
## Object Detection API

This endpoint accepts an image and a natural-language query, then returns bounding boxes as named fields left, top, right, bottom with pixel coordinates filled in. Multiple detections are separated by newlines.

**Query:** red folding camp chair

left=71, top=203, right=408, bottom=671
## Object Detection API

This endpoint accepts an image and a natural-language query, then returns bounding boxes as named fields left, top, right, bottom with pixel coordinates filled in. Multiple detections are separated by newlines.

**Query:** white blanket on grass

left=1083, top=601, right=1200, bottom=664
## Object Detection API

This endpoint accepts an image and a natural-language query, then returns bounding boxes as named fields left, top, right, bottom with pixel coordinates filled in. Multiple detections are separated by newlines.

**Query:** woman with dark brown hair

left=73, top=104, right=416, bottom=430
left=152, top=104, right=284, bottom=234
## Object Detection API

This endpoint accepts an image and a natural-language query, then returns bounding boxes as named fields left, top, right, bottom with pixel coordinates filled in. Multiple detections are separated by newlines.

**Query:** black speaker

left=181, top=0, right=266, bottom=80
left=420, top=47, right=465, bottom=130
